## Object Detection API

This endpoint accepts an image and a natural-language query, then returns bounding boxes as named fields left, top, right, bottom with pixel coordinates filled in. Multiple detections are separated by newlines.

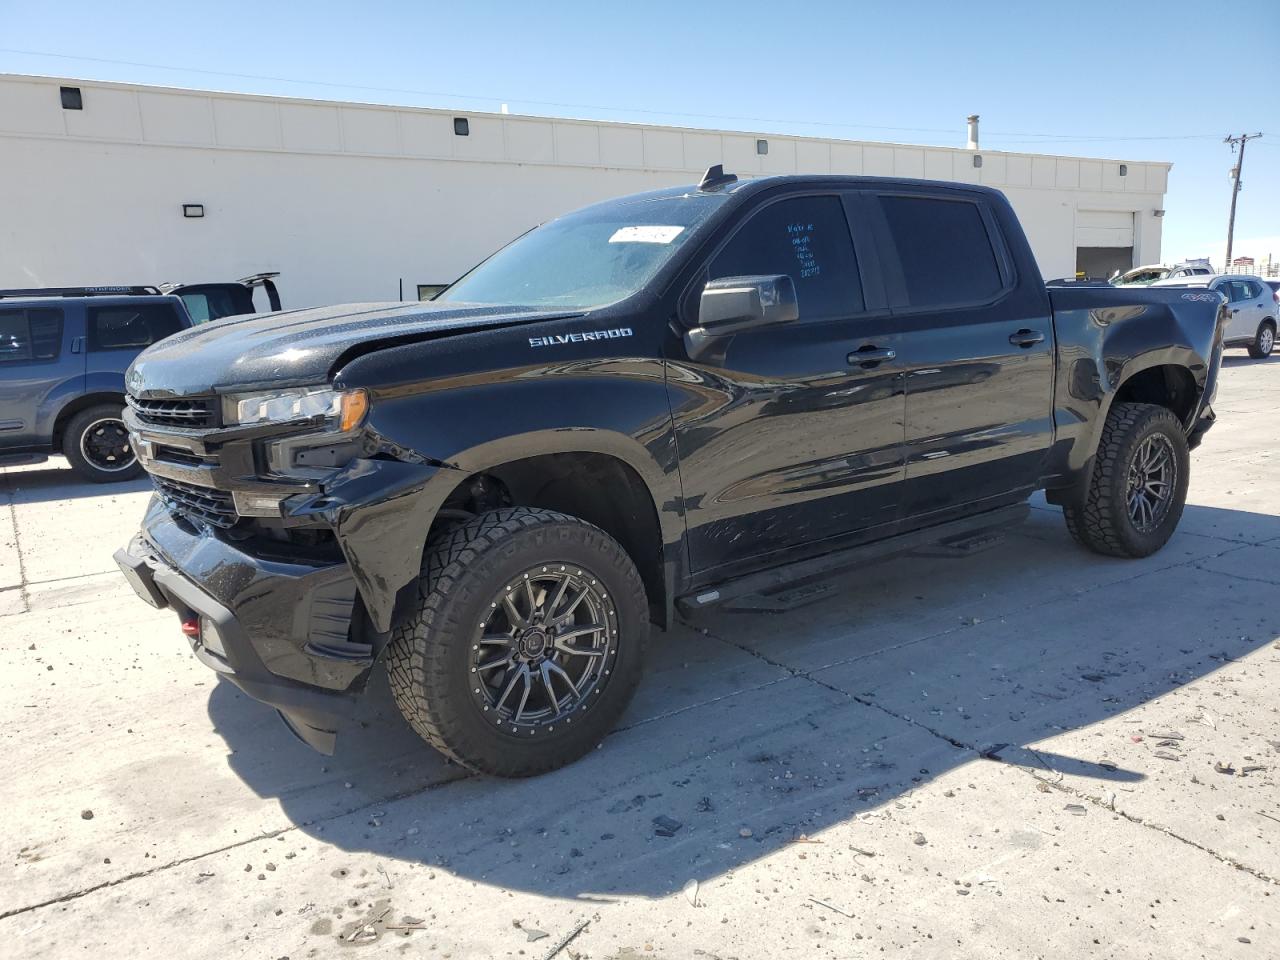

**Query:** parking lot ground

left=2, top=353, right=1278, bottom=959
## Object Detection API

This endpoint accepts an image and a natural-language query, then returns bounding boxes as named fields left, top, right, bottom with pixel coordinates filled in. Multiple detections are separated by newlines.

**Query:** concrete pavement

left=1, top=352, right=1277, bottom=959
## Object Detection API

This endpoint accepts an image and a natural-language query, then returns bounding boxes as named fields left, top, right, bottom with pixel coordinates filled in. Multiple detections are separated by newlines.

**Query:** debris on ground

left=911, top=832, right=927, bottom=846
left=540, top=918, right=590, bottom=960
left=525, top=928, right=549, bottom=942
left=1064, top=804, right=1087, bottom=816
left=808, top=897, right=854, bottom=918
left=683, top=879, right=699, bottom=906
left=738, top=828, right=753, bottom=838
left=80, top=809, right=94, bottom=820
left=1214, top=761, right=1236, bottom=775
left=653, top=815, right=683, bottom=837
left=1154, top=751, right=1182, bottom=761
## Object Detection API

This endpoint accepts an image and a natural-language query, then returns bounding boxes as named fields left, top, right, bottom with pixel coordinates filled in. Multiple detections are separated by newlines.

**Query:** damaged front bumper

left=115, top=457, right=448, bottom=753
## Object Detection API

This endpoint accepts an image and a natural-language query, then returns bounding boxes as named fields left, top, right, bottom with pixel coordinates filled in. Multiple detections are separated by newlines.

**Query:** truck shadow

left=208, top=500, right=1280, bottom=901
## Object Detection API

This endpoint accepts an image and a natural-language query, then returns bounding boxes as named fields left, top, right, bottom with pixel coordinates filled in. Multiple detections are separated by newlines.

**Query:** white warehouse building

left=0, top=74, right=1171, bottom=307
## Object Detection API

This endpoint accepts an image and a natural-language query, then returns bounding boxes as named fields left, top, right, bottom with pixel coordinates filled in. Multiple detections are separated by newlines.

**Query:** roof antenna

left=699, top=164, right=737, bottom=190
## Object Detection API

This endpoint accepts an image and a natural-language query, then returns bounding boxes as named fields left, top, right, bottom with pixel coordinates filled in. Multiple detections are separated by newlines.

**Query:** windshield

left=437, top=191, right=728, bottom=309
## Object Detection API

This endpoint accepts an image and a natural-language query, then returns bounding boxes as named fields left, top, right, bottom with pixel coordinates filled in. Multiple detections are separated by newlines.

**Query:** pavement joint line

left=0, top=670, right=801, bottom=921
left=690, top=550, right=1280, bottom=888
left=1, top=470, right=30, bottom=615
left=0, top=770, right=472, bottom=923
left=1020, top=748, right=1279, bottom=887
left=613, top=674, right=796, bottom=732
left=20, top=570, right=122, bottom=589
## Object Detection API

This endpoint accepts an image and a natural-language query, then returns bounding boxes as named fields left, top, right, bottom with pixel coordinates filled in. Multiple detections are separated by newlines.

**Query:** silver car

left=1151, top=273, right=1277, bottom=358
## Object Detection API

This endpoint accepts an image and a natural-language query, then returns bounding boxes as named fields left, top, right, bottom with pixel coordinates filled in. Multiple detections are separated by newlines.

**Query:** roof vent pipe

left=966, top=114, right=980, bottom=151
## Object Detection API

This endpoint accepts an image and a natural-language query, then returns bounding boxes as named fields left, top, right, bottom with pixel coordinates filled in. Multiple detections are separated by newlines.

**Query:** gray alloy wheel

left=1062, top=402, right=1189, bottom=559
left=386, top=507, right=648, bottom=777
left=1125, top=433, right=1177, bottom=534
left=469, top=564, right=616, bottom=736
left=1248, top=321, right=1275, bottom=359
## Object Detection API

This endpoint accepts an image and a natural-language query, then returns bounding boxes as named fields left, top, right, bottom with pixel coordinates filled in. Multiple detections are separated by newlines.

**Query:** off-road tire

left=386, top=507, right=648, bottom=777
left=1247, top=319, right=1275, bottom=359
left=1063, top=402, right=1189, bottom=558
left=61, top=403, right=142, bottom=482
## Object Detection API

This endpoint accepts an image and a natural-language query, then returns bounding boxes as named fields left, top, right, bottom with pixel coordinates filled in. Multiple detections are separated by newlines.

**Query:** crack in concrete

left=1022, top=749, right=1278, bottom=886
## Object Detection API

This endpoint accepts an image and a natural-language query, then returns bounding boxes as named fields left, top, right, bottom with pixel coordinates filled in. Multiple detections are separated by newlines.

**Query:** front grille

left=152, top=476, right=238, bottom=529
left=128, top=395, right=218, bottom=429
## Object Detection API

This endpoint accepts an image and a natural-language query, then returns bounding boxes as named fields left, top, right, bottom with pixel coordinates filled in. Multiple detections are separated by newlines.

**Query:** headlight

left=224, top=387, right=368, bottom=431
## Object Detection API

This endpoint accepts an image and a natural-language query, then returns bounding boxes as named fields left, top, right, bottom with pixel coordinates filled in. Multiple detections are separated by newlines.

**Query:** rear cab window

left=875, top=194, right=1007, bottom=309
left=0, top=307, right=64, bottom=363
left=709, top=194, right=863, bottom=321
left=88, top=303, right=184, bottom=351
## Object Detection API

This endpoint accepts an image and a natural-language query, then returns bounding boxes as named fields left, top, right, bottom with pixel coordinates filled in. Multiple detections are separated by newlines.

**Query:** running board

left=677, top=503, right=1028, bottom=615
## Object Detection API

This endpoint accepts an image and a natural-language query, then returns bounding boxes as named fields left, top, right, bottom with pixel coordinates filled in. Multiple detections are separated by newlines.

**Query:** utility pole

left=1224, top=132, right=1263, bottom=269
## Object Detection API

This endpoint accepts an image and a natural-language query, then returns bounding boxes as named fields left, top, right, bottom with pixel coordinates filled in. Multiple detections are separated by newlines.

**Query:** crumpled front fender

left=286, top=458, right=456, bottom=633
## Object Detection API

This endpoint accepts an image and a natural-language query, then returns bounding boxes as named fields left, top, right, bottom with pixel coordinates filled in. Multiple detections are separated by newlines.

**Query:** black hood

left=126, top=301, right=578, bottom=398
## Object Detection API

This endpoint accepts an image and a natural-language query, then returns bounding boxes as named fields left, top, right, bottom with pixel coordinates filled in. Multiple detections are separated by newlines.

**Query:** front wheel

left=62, top=403, right=142, bottom=482
left=386, top=507, right=648, bottom=777
left=1247, top=320, right=1275, bottom=359
left=1063, top=402, right=1190, bottom=558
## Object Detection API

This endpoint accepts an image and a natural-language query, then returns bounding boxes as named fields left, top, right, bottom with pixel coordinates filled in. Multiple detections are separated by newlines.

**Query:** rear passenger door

left=870, top=189, right=1055, bottom=522
left=85, top=301, right=186, bottom=390
left=0, top=305, right=80, bottom=450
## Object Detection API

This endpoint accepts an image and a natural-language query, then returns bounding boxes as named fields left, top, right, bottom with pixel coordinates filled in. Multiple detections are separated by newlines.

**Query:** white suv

left=1151, top=273, right=1277, bottom=358
left=1112, top=260, right=1214, bottom=286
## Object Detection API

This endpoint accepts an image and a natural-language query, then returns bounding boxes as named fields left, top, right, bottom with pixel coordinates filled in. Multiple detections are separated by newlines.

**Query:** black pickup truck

left=115, top=169, right=1224, bottom=776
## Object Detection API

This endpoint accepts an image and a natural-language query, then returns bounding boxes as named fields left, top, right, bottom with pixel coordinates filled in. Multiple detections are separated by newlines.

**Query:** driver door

left=665, top=191, right=906, bottom=579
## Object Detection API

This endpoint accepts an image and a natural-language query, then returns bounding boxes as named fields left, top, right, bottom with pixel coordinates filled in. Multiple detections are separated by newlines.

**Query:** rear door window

left=0, top=308, right=63, bottom=363
left=88, top=303, right=184, bottom=351
left=710, top=195, right=863, bottom=320
left=877, top=195, right=1004, bottom=308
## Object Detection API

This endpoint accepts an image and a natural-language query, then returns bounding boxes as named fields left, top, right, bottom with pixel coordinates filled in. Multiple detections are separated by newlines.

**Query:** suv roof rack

left=0, top=285, right=160, bottom=300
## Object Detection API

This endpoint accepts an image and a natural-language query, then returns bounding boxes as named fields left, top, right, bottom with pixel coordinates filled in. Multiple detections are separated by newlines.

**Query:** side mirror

left=685, top=275, right=799, bottom=359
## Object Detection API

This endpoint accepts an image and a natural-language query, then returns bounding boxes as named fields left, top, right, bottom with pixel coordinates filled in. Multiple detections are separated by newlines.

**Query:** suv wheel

left=386, top=507, right=648, bottom=777
left=1063, top=402, right=1189, bottom=558
left=62, top=403, right=142, bottom=482
left=1247, top=320, right=1275, bottom=359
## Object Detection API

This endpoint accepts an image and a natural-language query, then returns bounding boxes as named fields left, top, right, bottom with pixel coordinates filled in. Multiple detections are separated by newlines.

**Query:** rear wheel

left=386, top=507, right=648, bottom=777
left=1063, top=402, right=1189, bottom=558
left=1247, top=320, right=1275, bottom=359
left=61, top=403, right=141, bottom=482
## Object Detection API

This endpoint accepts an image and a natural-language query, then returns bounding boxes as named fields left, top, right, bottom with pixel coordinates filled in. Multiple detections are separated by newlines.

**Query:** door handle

left=847, top=345, right=896, bottom=367
left=1009, top=329, right=1045, bottom=348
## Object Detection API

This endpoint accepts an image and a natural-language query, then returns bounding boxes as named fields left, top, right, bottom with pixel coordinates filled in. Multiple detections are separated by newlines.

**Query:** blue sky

left=2, top=0, right=1276, bottom=266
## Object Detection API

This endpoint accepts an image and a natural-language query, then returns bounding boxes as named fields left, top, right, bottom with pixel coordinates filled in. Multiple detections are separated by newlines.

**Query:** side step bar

left=677, top=502, right=1029, bottom=615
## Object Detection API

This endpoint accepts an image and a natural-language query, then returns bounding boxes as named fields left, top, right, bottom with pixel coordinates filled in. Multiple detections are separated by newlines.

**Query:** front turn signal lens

left=339, top=389, right=369, bottom=432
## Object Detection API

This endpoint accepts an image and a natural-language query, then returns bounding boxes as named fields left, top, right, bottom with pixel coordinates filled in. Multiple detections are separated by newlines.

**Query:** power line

left=0, top=47, right=1226, bottom=145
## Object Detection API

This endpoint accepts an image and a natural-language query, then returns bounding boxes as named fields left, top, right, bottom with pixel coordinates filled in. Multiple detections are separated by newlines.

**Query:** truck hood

left=127, top=301, right=578, bottom=398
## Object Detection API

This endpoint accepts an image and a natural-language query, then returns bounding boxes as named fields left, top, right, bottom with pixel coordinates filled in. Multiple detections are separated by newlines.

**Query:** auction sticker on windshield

left=608, top=225, right=685, bottom=244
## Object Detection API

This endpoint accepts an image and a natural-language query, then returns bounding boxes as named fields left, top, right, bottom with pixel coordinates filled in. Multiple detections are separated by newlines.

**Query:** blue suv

left=0, top=287, right=192, bottom=482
